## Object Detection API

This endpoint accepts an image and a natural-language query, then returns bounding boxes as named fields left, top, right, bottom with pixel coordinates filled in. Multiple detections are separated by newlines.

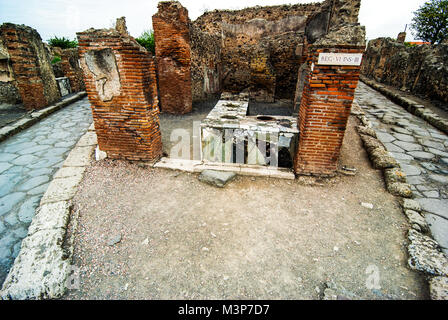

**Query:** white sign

left=317, top=53, right=363, bottom=66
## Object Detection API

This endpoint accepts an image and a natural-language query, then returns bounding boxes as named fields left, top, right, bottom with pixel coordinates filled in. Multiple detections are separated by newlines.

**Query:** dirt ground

left=63, top=116, right=428, bottom=300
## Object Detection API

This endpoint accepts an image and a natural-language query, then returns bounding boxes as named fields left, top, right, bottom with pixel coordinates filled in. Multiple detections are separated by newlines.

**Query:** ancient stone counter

left=201, top=99, right=298, bottom=168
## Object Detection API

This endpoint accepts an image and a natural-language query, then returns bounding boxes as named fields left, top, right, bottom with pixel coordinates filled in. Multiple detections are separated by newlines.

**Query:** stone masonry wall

left=77, top=24, right=162, bottom=161
left=190, top=24, right=222, bottom=102
left=153, top=1, right=192, bottom=114
left=361, top=37, right=448, bottom=103
left=294, top=26, right=365, bottom=176
left=191, top=0, right=361, bottom=101
left=194, top=7, right=313, bottom=100
left=0, top=39, right=21, bottom=104
left=0, top=23, right=60, bottom=110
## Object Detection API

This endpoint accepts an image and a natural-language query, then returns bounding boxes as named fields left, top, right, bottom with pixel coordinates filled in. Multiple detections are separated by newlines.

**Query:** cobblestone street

left=355, top=82, right=448, bottom=255
left=0, top=98, right=92, bottom=284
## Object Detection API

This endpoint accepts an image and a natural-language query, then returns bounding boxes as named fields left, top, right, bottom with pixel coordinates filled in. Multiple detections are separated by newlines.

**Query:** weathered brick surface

left=152, top=1, right=192, bottom=114
left=294, top=46, right=364, bottom=176
left=77, top=27, right=162, bottom=162
left=0, top=23, right=60, bottom=110
left=59, top=48, right=85, bottom=93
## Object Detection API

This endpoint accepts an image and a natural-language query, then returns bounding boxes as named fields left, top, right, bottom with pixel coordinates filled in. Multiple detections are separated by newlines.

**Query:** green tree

left=135, top=30, right=155, bottom=53
left=47, top=36, right=78, bottom=49
left=410, top=0, right=448, bottom=44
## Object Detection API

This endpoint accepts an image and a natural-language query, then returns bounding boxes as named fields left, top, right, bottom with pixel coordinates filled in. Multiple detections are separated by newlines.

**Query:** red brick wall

left=294, top=46, right=363, bottom=176
left=60, top=48, right=85, bottom=93
left=152, top=1, right=192, bottom=114
left=77, top=29, right=162, bottom=162
left=0, top=23, right=60, bottom=110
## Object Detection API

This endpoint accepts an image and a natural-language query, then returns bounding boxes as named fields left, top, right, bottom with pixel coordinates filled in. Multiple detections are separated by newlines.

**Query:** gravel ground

left=63, top=116, right=428, bottom=300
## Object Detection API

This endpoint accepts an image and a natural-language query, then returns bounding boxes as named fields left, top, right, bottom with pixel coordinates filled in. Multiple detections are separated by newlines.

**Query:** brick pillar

left=0, top=23, right=60, bottom=110
left=152, top=1, right=192, bottom=114
left=294, top=45, right=364, bottom=176
left=77, top=24, right=162, bottom=162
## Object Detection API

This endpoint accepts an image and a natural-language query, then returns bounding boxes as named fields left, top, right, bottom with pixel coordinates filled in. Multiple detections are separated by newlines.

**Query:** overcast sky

left=0, top=0, right=428, bottom=43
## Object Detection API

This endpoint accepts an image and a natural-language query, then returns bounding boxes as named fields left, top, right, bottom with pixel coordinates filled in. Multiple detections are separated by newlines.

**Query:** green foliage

left=411, top=0, right=448, bottom=44
left=47, top=36, right=78, bottom=49
left=135, top=30, right=155, bottom=53
left=404, top=42, right=418, bottom=48
left=51, top=55, right=61, bottom=64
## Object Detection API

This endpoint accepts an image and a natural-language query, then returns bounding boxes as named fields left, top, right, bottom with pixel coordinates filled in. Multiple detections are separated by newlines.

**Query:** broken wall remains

left=190, top=24, right=222, bottom=103
left=61, top=48, right=85, bottom=93
left=0, top=23, right=60, bottom=110
left=190, top=0, right=361, bottom=101
left=77, top=24, right=162, bottom=161
left=152, top=1, right=192, bottom=114
left=0, top=38, right=21, bottom=104
left=361, top=37, right=448, bottom=103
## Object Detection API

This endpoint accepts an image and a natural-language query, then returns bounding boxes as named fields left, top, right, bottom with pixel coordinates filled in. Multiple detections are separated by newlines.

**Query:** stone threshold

left=0, top=122, right=96, bottom=300
left=0, top=92, right=87, bottom=144
left=360, top=76, right=448, bottom=135
left=153, top=157, right=295, bottom=180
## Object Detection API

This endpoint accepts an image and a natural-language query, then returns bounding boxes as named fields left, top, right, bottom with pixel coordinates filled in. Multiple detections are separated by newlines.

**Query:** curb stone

left=429, top=276, right=448, bottom=300
left=359, top=76, right=448, bottom=135
left=353, top=98, right=448, bottom=300
left=0, top=92, right=87, bottom=144
left=0, top=122, right=95, bottom=300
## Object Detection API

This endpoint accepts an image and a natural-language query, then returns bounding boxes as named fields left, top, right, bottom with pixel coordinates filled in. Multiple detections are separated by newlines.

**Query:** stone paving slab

left=0, top=97, right=92, bottom=287
left=355, top=81, right=448, bottom=259
left=0, top=92, right=87, bottom=144
left=1, top=129, right=96, bottom=299
left=360, top=76, right=448, bottom=135
left=425, top=214, right=448, bottom=252
left=418, top=199, right=448, bottom=220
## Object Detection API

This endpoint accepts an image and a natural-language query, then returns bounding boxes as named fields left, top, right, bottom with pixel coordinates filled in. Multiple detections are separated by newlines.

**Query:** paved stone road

left=355, top=82, right=448, bottom=255
left=0, top=98, right=92, bottom=284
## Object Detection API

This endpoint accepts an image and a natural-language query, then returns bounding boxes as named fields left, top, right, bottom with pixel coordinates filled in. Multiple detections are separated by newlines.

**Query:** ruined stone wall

left=57, top=48, right=85, bottom=93
left=0, top=39, right=21, bottom=104
left=294, top=25, right=365, bottom=176
left=193, top=6, right=314, bottom=100
left=77, top=26, right=162, bottom=161
left=152, top=1, right=192, bottom=114
left=191, top=0, right=361, bottom=101
left=361, top=37, right=448, bottom=103
left=0, top=23, right=60, bottom=110
left=190, top=24, right=222, bottom=102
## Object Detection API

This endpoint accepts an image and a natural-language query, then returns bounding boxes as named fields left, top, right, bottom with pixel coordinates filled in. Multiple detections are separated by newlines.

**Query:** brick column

left=0, top=23, right=60, bottom=110
left=294, top=45, right=364, bottom=176
left=77, top=24, right=162, bottom=162
left=152, top=1, right=192, bottom=114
